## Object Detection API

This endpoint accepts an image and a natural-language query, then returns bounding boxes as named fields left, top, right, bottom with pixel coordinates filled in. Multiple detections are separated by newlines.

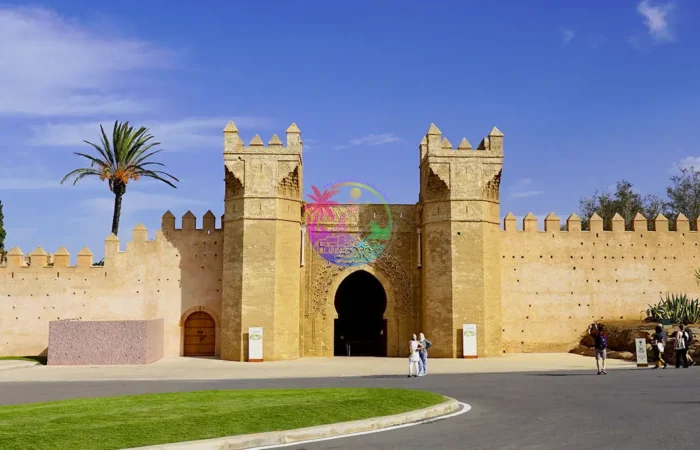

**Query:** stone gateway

left=1, top=122, right=698, bottom=361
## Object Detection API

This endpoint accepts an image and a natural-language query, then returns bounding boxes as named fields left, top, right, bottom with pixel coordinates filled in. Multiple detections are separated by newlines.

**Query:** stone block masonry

left=48, top=318, right=164, bottom=365
left=2, top=120, right=697, bottom=362
left=0, top=212, right=223, bottom=358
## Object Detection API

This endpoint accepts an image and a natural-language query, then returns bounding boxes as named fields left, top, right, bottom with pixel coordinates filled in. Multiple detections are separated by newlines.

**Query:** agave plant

left=646, top=293, right=700, bottom=324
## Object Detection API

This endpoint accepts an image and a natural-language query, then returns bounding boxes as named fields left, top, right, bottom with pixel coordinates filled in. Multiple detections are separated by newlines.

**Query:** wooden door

left=184, top=311, right=215, bottom=356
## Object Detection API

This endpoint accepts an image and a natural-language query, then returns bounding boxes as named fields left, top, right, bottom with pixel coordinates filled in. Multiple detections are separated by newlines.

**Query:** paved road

left=1, top=367, right=698, bottom=449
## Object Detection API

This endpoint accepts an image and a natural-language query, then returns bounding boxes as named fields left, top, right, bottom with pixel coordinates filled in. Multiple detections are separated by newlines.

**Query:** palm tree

left=61, top=121, right=179, bottom=236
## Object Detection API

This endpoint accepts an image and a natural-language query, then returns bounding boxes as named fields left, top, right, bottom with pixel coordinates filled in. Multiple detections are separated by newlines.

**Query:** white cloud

left=0, top=178, right=63, bottom=191
left=636, top=0, right=675, bottom=43
left=508, top=177, right=544, bottom=199
left=511, top=190, right=545, bottom=199
left=26, top=116, right=276, bottom=150
left=560, top=27, right=575, bottom=47
left=0, top=6, right=175, bottom=116
left=336, top=133, right=402, bottom=150
left=82, top=191, right=208, bottom=216
left=349, top=134, right=402, bottom=146
left=670, top=156, right=700, bottom=174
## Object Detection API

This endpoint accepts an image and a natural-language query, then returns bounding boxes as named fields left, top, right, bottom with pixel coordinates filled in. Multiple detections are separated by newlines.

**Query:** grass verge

left=0, top=388, right=446, bottom=450
left=0, top=356, right=46, bottom=365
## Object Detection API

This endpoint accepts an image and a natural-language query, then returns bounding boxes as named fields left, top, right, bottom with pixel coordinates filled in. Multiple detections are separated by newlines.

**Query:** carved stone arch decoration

left=307, top=250, right=412, bottom=320
left=371, top=253, right=412, bottom=316
left=424, top=164, right=450, bottom=201
left=307, top=257, right=344, bottom=318
left=484, top=168, right=502, bottom=202
left=277, top=163, right=300, bottom=199
left=225, top=160, right=245, bottom=199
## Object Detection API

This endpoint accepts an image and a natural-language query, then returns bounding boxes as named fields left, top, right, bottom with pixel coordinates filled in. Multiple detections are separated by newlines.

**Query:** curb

left=0, top=361, right=39, bottom=372
left=129, top=397, right=461, bottom=450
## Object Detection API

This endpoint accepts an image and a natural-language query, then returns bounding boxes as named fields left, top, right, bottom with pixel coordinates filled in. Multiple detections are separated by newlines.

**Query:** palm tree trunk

left=111, top=183, right=125, bottom=236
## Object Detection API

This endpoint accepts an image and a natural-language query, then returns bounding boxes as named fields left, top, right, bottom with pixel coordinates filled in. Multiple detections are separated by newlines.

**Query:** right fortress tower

left=419, top=124, right=504, bottom=357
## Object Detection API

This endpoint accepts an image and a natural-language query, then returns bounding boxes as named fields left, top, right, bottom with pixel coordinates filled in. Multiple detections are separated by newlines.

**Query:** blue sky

left=1, top=0, right=699, bottom=259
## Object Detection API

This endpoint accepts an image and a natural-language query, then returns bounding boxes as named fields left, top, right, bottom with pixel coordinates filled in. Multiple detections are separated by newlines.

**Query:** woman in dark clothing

left=652, top=325, right=668, bottom=369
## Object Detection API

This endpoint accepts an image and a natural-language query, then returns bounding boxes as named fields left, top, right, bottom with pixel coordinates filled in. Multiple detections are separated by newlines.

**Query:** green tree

left=61, top=121, right=179, bottom=236
left=578, top=180, right=664, bottom=231
left=0, top=200, right=6, bottom=263
left=666, top=166, right=700, bottom=231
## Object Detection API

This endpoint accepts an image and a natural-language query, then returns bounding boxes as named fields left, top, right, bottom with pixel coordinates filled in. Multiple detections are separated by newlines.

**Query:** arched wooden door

left=184, top=311, right=215, bottom=356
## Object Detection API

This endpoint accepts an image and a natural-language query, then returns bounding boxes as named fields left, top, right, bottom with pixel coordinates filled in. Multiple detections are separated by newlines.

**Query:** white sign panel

left=248, top=327, right=263, bottom=362
left=635, top=338, right=648, bottom=367
left=463, top=324, right=477, bottom=358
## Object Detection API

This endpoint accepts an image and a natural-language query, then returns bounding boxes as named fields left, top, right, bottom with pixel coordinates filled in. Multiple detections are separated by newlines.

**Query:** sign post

left=635, top=338, right=648, bottom=368
left=462, top=324, right=477, bottom=359
left=248, top=327, right=263, bottom=362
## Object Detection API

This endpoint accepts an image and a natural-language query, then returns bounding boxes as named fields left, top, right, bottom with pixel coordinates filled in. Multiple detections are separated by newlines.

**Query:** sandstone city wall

left=0, top=212, right=223, bottom=358
left=501, top=212, right=700, bottom=353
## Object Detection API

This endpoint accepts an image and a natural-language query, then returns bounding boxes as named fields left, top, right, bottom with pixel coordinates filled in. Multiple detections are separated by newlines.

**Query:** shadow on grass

left=0, top=356, right=47, bottom=365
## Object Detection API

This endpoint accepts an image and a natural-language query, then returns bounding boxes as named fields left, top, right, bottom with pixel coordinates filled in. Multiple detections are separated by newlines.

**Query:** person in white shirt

left=674, top=324, right=690, bottom=369
left=408, top=334, right=423, bottom=378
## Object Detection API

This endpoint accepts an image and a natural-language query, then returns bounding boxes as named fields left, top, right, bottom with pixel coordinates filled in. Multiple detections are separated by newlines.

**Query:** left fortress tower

left=220, top=121, right=304, bottom=360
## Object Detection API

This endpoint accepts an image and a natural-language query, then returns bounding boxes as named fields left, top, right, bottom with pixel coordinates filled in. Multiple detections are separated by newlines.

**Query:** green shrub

left=646, top=293, right=700, bottom=324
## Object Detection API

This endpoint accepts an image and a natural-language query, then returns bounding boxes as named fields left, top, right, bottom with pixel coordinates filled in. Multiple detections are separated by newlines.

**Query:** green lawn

left=0, top=356, right=46, bottom=365
left=0, top=388, right=446, bottom=450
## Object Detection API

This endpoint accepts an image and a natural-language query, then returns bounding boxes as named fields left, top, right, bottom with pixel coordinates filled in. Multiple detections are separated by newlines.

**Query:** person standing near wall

left=408, top=334, right=423, bottom=378
left=683, top=323, right=695, bottom=367
left=588, top=323, right=607, bottom=375
left=652, top=324, right=668, bottom=369
left=418, top=332, right=432, bottom=376
left=674, top=324, right=690, bottom=369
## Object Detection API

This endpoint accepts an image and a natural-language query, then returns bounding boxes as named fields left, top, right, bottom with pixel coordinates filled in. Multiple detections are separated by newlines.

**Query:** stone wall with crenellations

left=501, top=212, right=700, bottom=353
left=0, top=212, right=223, bottom=358
left=4, top=120, right=696, bottom=362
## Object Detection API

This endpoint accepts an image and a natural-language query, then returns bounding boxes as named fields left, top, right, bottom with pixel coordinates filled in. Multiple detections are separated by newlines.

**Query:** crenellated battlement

left=503, top=212, right=694, bottom=233
left=0, top=244, right=98, bottom=269
left=160, top=210, right=223, bottom=233
left=419, top=123, right=504, bottom=161
left=222, top=121, right=302, bottom=155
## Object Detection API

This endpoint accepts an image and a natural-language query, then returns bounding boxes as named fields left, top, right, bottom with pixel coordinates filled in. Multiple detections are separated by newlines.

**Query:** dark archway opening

left=334, top=270, right=387, bottom=356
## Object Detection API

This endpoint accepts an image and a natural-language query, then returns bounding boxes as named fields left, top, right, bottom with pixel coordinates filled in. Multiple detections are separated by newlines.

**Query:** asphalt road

left=1, top=366, right=698, bottom=449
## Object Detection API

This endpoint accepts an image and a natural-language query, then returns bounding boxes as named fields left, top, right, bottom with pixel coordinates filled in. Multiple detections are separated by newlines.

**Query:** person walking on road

left=652, top=324, right=668, bottom=369
left=408, top=334, right=423, bottom=378
left=674, top=324, right=690, bottom=369
left=588, top=323, right=608, bottom=375
left=683, top=323, right=695, bottom=367
left=418, top=332, right=432, bottom=376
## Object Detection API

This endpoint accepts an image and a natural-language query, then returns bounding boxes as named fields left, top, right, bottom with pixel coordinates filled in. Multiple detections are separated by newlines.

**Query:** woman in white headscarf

left=408, top=334, right=423, bottom=377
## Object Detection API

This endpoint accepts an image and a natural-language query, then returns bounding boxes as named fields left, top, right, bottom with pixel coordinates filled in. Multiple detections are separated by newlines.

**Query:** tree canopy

left=578, top=166, right=700, bottom=231
left=578, top=180, right=663, bottom=231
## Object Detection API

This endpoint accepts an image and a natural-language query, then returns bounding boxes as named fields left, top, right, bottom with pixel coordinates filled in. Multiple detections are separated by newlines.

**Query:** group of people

left=588, top=322, right=696, bottom=374
left=408, top=333, right=431, bottom=377
left=651, top=323, right=695, bottom=369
